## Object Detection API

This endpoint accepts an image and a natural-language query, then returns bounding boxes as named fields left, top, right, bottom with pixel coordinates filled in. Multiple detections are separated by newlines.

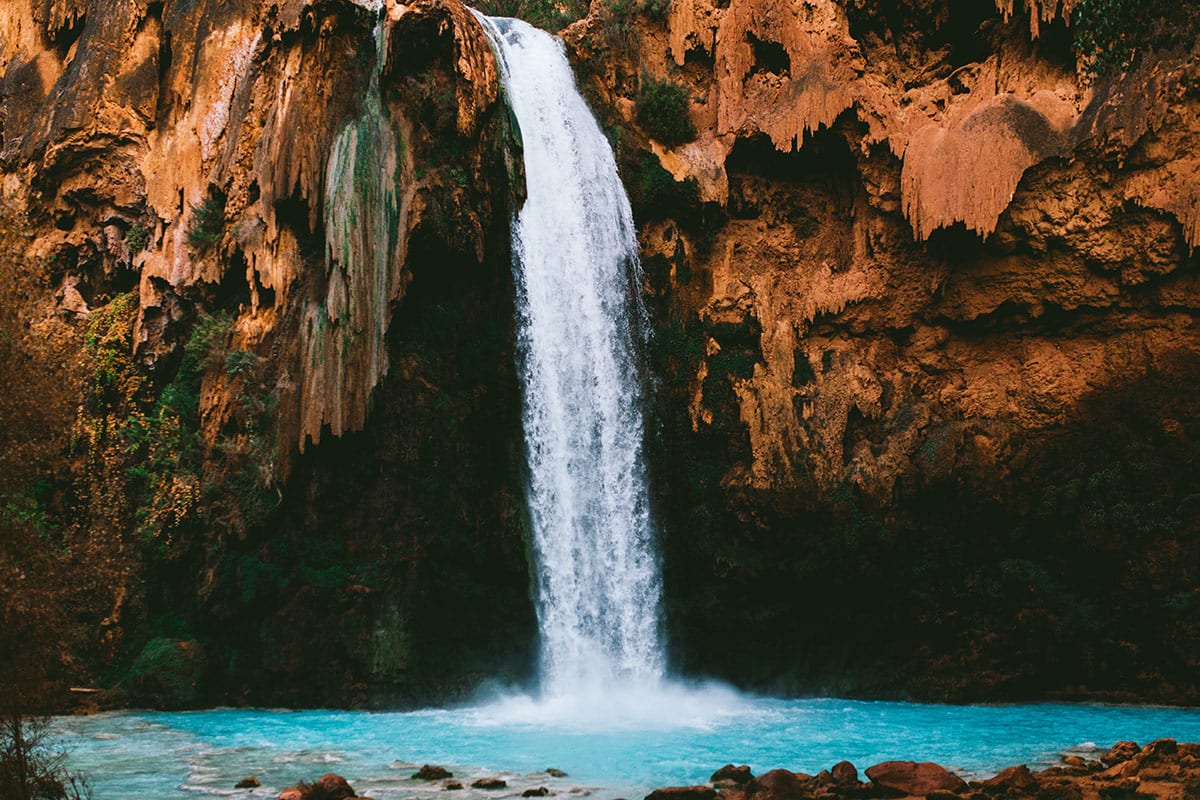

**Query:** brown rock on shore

left=644, top=741, right=1200, bottom=800
left=865, top=761, right=967, bottom=795
left=711, top=765, right=754, bottom=787
left=278, top=774, right=357, bottom=800
left=646, top=787, right=717, bottom=800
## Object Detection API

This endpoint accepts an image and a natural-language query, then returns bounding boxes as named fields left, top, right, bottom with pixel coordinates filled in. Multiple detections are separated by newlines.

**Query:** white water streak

left=475, top=14, right=664, bottom=695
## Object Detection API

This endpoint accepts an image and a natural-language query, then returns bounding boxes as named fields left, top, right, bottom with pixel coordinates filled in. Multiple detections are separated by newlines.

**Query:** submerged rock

left=546, top=769, right=568, bottom=778
left=277, top=774, right=357, bottom=800
left=415, top=766, right=454, bottom=780
left=523, top=788, right=550, bottom=797
left=471, top=778, right=508, bottom=790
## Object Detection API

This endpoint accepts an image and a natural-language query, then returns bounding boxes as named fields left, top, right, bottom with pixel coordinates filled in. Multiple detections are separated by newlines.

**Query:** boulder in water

left=710, top=765, right=753, bottom=787
left=414, top=766, right=454, bottom=780
left=523, top=788, right=550, bottom=797
left=277, top=775, right=357, bottom=800
left=1101, top=742, right=1141, bottom=766
left=829, top=761, right=857, bottom=786
left=864, top=761, right=966, bottom=795
left=1140, top=738, right=1178, bottom=762
left=236, top=776, right=261, bottom=789
left=444, top=781, right=464, bottom=791
left=546, top=769, right=568, bottom=778
left=313, top=774, right=356, bottom=800
left=644, top=787, right=716, bottom=800
left=982, top=765, right=1037, bottom=792
left=471, top=778, right=508, bottom=790
left=749, top=769, right=809, bottom=800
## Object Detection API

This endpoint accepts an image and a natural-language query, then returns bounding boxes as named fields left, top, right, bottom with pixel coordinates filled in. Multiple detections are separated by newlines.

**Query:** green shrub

left=472, top=0, right=588, bottom=32
left=83, top=293, right=140, bottom=402
left=634, top=75, right=696, bottom=148
left=124, top=637, right=204, bottom=708
left=602, top=0, right=637, bottom=39
left=186, top=194, right=225, bottom=253
left=594, top=0, right=670, bottom=41
left=1071, top=0, right=1200, bottom=80
left=126, top=222, right=150, bottom=254
left=224, top=349, right=258, bottom=378
left=642, top=0, right=671, bottom=20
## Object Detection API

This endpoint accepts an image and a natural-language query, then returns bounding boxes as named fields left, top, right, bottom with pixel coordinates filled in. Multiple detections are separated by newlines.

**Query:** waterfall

left=474, top=13, right=665, bottom=695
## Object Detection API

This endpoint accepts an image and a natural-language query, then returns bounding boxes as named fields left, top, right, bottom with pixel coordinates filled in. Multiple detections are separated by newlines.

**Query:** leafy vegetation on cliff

left=472, top=0, right=589, bottom=32
left=186, top=193, right=226, bottom=253
left=634, top=75, right=696, bottom=148
left=1071, top=0, right=1200, bottom=78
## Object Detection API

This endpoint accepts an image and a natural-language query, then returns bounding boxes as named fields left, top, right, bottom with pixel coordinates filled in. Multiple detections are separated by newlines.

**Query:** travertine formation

left=565, top=0, right=1200, bottom=500
left=564, top=0, right=1200, bottom=697
left=1, top=0, right=505, bottom=457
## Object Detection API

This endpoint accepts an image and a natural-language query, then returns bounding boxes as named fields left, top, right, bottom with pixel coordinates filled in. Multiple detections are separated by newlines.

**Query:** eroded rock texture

left=1, top=0, right=533, bottom=705
left=565, top=0, right=1200, bottom=699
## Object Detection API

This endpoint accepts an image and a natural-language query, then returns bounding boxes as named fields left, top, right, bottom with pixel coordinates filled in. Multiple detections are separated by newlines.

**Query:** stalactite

left=300, top=93, right=407, bottom=449
left=994, top=0, right=1076, bottom=39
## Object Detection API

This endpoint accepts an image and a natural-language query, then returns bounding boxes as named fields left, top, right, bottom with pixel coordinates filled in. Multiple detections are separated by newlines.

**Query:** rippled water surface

left=57, top=691, right=1200, bottom=799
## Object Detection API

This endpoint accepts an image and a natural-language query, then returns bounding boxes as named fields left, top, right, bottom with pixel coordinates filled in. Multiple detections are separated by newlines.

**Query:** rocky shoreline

left=649, top=740, right=1200, bottom=800
left=270, top=739, right=1200, bottom=800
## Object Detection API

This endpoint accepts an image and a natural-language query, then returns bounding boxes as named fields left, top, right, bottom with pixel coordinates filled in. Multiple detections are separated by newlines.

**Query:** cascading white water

left=474, top=13, right=665, bottom=696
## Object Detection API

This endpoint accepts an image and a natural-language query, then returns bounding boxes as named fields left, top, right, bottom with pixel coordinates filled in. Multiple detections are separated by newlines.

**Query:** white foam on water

left=468, top=679, right=752, bottom=732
